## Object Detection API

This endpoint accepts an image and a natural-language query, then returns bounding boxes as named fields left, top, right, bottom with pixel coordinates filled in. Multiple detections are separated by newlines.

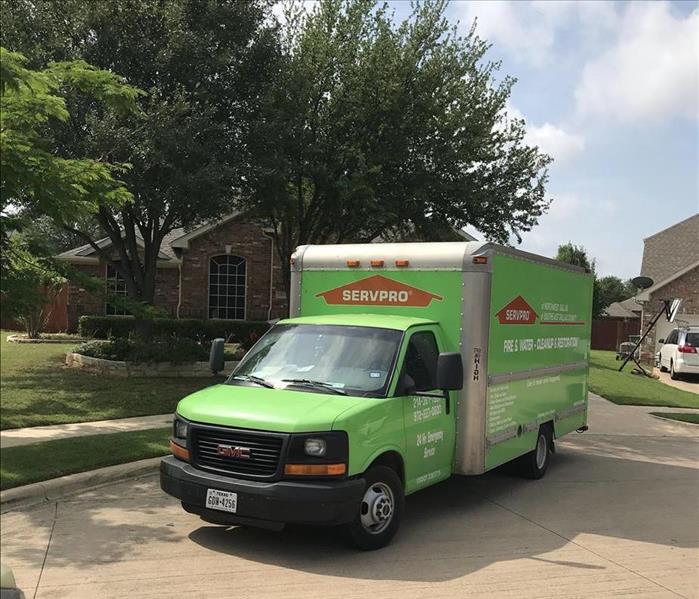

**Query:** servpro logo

left=496, top=296, right=538, bottom=324
left=316, top=275, right=442, bottom=307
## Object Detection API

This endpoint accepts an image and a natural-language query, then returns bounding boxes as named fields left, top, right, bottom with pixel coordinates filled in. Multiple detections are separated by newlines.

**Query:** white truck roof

left=293, top=242, right=586, bottom=273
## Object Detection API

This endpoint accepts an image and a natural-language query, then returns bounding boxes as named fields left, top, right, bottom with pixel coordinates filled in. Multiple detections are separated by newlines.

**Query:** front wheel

left=345, top=466, right=404, bottom=550
left=517, top=426, right=553, bottom=479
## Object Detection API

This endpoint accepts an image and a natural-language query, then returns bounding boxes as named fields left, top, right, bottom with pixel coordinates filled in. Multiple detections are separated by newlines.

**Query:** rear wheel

left=345, top=466, right=404, bottom=550
left=517, top=426, right=553, bottom=479
left=670, top=360, right=680, bottom=380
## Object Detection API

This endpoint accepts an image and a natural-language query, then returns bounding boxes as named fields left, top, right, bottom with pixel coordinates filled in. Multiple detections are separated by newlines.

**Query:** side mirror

left=658, top=339, right=665, bottom=344
left=210, top=338, right=225, bottom=374
left=437, top=352, right=463, bottom=391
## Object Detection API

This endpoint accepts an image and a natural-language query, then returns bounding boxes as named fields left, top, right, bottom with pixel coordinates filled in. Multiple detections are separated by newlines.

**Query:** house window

left=105, top=264, right=128, bottom=315
left=209, top=255, right=246, bottom=320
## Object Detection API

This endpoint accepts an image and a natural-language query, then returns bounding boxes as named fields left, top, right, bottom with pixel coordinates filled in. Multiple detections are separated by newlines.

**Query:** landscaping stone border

left=65, top=352, right=237, bottom=377
left=6, top=334, right=87, bottom=344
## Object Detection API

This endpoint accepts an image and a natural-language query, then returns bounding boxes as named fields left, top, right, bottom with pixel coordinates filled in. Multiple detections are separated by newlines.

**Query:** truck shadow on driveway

left=188, top=435, right=699, bottom=583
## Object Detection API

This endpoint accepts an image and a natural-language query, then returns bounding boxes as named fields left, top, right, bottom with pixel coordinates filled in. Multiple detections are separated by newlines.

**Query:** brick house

left=54, top=213, right=288, bottom=332
left=634, top=214, right=699, bottom=362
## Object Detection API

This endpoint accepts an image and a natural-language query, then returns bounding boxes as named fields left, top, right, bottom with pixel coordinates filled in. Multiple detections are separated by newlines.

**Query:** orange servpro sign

left=495, top=295, right=538, bottom=324
left=316, top=275, right=443, bottom=307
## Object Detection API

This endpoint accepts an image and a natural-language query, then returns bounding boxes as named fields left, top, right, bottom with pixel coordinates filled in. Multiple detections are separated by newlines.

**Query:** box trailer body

left=289, top=242, right=592, bottom=484
left=161, top=242, right=593, bottom=549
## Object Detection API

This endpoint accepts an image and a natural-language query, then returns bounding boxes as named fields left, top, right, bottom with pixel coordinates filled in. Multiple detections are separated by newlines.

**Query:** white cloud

left=525, top=123, right=585, bottom=163
left=503, top=102, right=585, bottom=163
left=456, top=1, right=619, bottom=66
left=575, top=2, right=699, bottom=123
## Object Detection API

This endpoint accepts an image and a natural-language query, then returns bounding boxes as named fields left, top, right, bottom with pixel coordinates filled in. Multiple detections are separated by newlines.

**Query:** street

left=2, top=395, right=698, bottom=599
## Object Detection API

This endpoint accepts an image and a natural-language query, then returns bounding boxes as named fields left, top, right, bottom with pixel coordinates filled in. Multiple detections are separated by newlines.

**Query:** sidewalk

left=0, top=414, right=172, bottom=449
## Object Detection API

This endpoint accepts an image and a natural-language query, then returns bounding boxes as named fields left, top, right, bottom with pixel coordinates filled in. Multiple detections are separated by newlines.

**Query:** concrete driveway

left=656, top=370, right=699, bottom=394
left=2, top=394, right=698, bottom=599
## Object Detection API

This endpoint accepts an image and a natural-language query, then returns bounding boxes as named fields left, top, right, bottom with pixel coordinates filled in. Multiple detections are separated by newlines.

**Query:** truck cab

left=161, top=314, right=462, bottom=550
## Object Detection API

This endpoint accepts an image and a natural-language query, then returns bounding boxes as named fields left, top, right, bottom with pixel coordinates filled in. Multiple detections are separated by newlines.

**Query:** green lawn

left=650, top=412, right=699, bottom=425
left=589, top=350, right=699, bottom=409
left=0, top=330, right=221, bottom=429
left=0, top=428, right=170, bottom=490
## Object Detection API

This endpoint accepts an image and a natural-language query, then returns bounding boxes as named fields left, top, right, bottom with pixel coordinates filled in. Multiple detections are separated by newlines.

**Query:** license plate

left=205, top=489, right=238, bottom=513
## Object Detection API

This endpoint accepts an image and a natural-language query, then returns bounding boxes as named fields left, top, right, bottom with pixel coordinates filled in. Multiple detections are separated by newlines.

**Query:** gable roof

left=56, top=232, right=178, bottom=263
left=603, top=296, right=642, bottom=318
left=637, top=259, right=699, bottom=301
left=640, top=213, right=699, bottom=284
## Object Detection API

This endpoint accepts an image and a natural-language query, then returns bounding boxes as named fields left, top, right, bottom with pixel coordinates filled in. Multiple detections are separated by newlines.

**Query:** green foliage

left=1, top=235, right=66, bottom=338
left=1, top=0, right=279, bottom=305
left=243, top=0, right=552, bottom=293
left=555, top=242, right=594, bottom=272
left=78, top=316, right=270, bottom=350
left=0, top=47, right=142, bottom=225
left=75, top=337, right=208, bottom=363
left=596, top=276, right=637, bottom=311
left=0, top=46, right=142, bottom=323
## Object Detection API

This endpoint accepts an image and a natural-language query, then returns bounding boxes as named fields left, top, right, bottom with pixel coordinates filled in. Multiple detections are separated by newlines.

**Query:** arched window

left=209, top=255, right=246, bottom=320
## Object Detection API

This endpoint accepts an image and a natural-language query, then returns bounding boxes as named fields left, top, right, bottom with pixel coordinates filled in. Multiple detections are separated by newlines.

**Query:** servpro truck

left=161, top=242, right=593, bottom=549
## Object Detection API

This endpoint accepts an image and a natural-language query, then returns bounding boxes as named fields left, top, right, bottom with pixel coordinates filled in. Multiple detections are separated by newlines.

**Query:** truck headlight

left=173, top=417, right=188, bottom=441
left=285, top=432, right=349, bottom=477
left=304, top=438, right=326, bottom=457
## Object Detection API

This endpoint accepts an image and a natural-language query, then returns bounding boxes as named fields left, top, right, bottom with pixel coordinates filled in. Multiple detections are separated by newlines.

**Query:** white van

left=657, top=326, right=699, bottom=379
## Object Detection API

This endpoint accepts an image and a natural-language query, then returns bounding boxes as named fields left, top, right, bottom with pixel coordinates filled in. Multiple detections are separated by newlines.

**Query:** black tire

left=670, top=360, right=680, bottom=380
left=659, top=363, right=668, bottom=373
left=345, top=466, right=404, bottom=550
left=517, top=426, right=553, bottom=480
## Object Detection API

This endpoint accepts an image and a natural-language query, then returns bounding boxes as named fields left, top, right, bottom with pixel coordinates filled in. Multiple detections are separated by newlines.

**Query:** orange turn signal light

left=169, top=440, right=190, bottom=462
left=473, top=256, right=488, bottom=265
left=284, top=463, right=346, bottom=476
left=370, top=259, right=384, bottom=267
left=395, top=259, right=409, bottom=267
left=347, top=260, right=360, bottom=268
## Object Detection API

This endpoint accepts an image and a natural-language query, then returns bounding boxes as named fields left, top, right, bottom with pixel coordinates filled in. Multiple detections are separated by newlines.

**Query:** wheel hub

left=360, top=482, right=394, bottom=534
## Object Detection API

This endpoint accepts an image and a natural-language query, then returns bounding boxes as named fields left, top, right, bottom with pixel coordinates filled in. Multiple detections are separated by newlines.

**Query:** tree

left=242, top=0, right=552, bottom=296
left=2, top=0, right=279, bottom=306
left=0, top=46, right=140, bottom=247
left=555, top=242, right=594, bottom=272
left=596, top=275, right=636, bottom=311
left=2, top=236, right=66, bottom=338
left=0, top=46, right=141, bottom=323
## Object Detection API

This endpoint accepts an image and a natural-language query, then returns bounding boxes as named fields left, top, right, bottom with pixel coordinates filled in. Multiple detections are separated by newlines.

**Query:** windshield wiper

left=231, top=374, right=275, bottom=389
left=281, top=379, right=347, bottom=395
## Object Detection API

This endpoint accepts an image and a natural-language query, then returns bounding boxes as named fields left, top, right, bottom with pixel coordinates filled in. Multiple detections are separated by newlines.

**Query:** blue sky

left=388, top=0, right=699, bottom=278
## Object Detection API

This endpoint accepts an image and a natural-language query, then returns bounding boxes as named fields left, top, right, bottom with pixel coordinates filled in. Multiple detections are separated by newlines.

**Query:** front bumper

left=160, top=456, right=364, bottom=528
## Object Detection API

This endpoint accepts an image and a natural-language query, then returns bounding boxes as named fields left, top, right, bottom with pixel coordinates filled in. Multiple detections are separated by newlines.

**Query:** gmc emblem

left=216, top=444, right=251, bottom=459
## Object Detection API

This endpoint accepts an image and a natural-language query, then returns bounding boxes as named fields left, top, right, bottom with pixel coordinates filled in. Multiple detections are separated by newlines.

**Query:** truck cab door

left=396, top=327, right=456, bottom=493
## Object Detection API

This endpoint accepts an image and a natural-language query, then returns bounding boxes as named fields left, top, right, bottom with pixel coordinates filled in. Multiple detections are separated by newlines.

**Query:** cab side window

left=666, top=330, right=679, bottom=345
left=404, top=332, right=439, bottom=392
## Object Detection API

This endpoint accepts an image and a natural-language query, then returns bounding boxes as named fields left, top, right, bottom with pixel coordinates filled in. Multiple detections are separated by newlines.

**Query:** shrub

left=78, top=316, right=270, bottom=350
left=75, top=337, right=210, bottom=364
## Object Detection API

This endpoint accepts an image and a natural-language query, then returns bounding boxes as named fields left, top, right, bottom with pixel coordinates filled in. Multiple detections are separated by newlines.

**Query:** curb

left=0, top=457, right=161, bottom=513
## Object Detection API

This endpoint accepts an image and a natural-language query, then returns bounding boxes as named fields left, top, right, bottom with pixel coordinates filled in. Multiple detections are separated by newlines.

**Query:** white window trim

left=207, top=254, right=247, bottom=321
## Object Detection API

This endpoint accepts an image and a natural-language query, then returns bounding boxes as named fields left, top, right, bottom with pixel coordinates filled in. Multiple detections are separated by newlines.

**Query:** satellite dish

left=631, top=276, right=654, bottom=290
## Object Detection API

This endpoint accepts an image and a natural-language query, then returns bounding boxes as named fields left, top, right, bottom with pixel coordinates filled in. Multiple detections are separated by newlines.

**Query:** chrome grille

left=191, top=426, right=284, bottom=478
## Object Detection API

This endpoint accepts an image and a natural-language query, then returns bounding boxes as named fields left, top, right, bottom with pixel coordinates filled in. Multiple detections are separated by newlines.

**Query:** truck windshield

left=229, top=324, right=402, bottom=397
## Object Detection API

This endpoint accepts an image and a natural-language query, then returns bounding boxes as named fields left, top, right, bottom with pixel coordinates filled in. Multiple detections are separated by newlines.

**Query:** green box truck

left=161, top=242, right=593, bottom=549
